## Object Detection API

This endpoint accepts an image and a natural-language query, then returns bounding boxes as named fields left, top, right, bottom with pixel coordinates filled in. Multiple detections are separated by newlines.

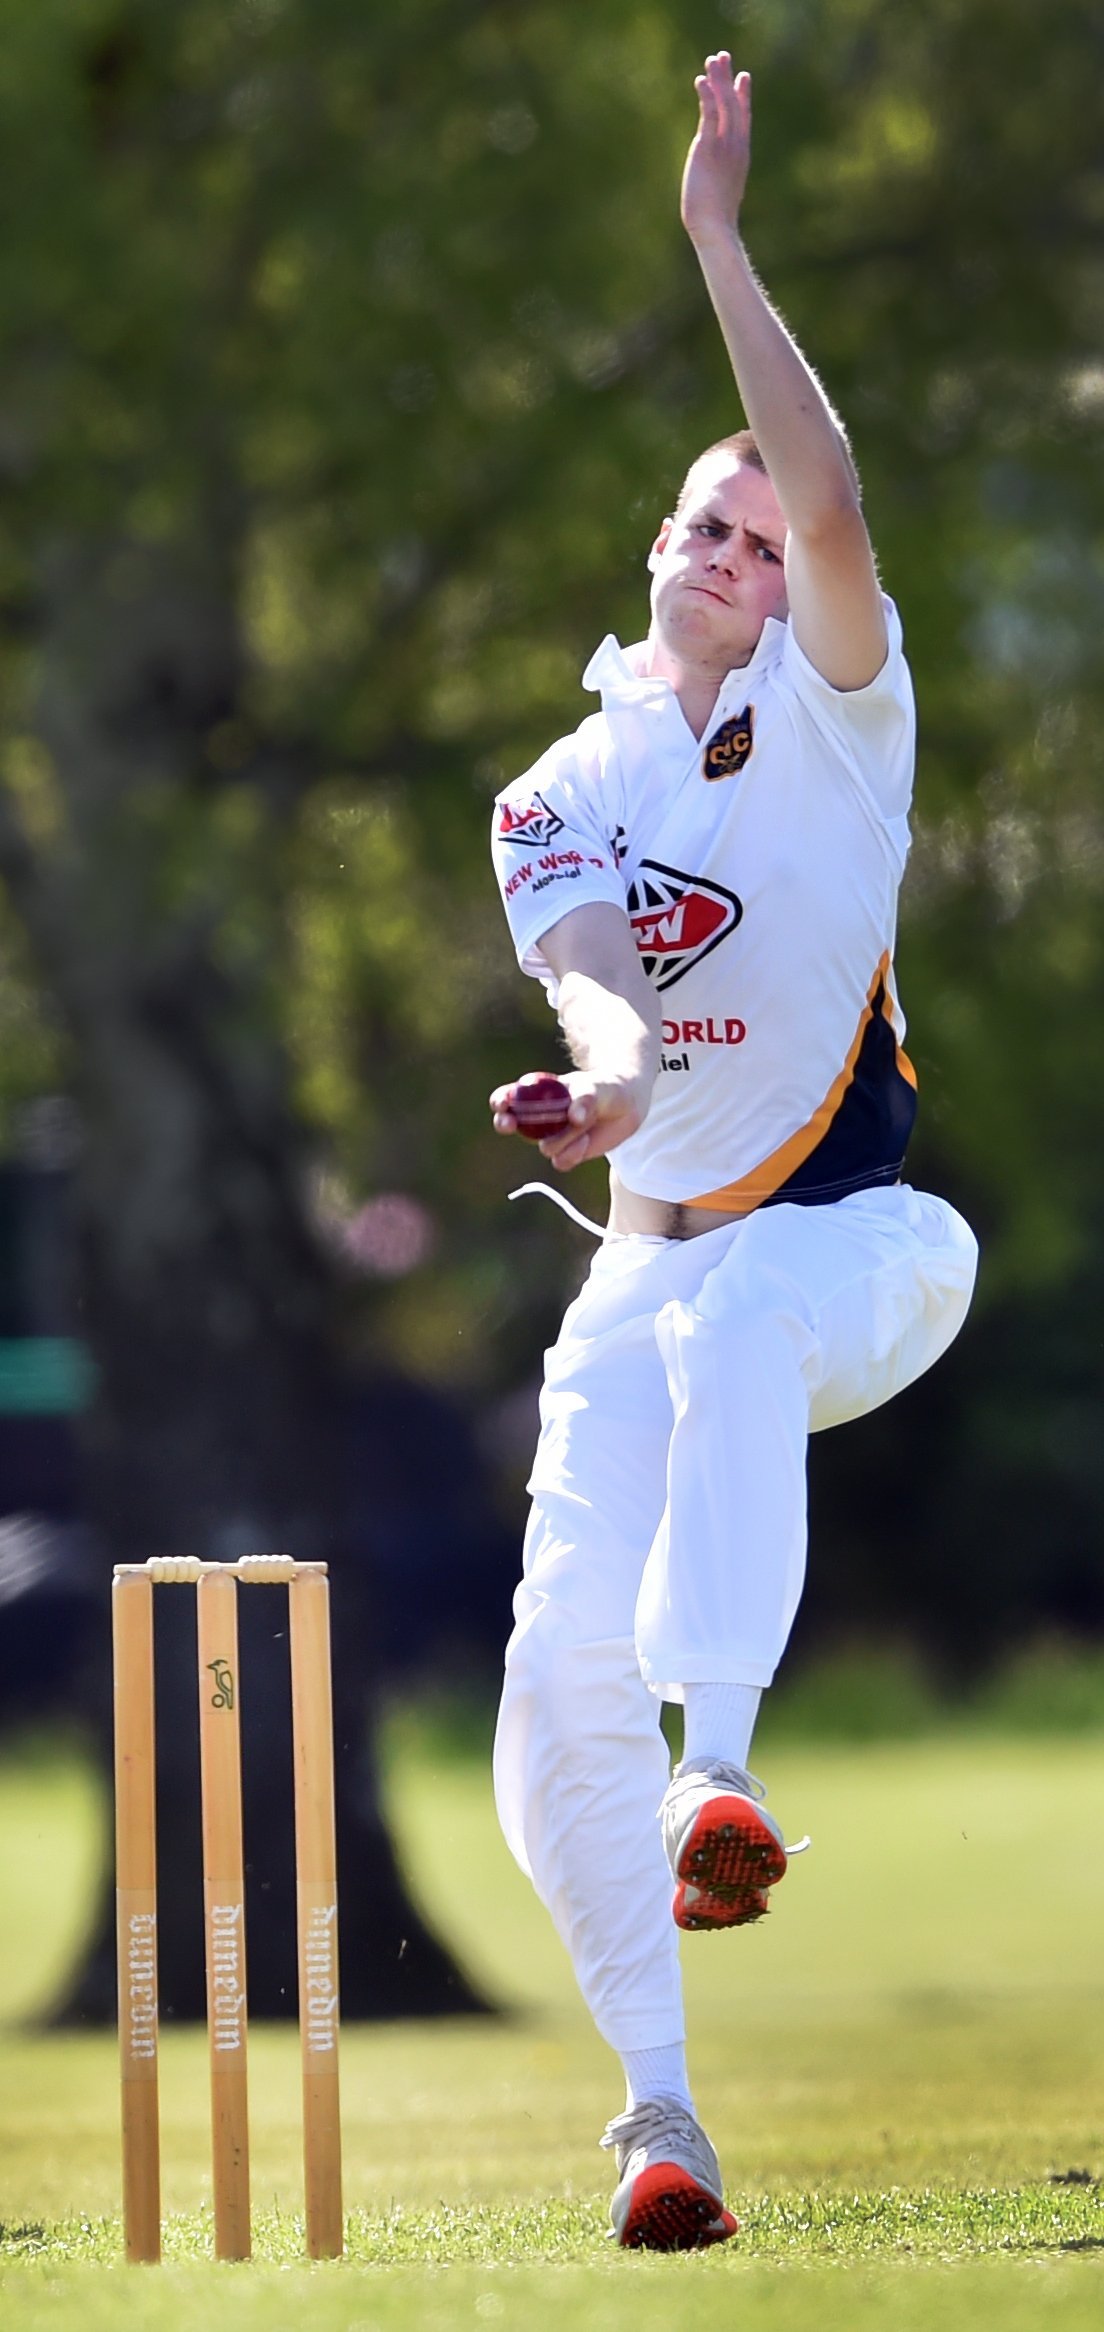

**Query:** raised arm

left=683, top=55, right=887, bottom=692
left=490, top=903, right=661, bottom=1172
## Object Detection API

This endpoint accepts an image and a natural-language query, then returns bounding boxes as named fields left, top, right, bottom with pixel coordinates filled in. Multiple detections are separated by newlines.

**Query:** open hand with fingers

left=681, top=51, right=752, bottom=247
left=490, top=1071, right=645, bottom=1172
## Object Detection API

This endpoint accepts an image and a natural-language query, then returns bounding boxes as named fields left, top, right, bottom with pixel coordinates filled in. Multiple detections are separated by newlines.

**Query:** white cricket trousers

left=493, top=1183, right=977, bottom=2051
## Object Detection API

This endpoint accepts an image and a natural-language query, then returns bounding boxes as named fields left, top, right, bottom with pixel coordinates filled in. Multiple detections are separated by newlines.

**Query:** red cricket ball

left=508, top=1072, right=573, bottom=1141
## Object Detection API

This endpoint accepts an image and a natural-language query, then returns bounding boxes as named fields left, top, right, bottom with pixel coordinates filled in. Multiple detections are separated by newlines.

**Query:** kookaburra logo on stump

left=702, top=707, right=754, bottom=782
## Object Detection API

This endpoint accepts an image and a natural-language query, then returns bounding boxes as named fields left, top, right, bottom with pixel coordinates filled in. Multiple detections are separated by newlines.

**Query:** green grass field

left=1, top=1723, right=1102, bottom=2327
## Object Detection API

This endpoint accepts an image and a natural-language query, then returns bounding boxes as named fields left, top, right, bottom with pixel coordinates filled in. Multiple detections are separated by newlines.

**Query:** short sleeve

left=779, top=595, right=916, bottom=830
left=491, top=725, right=627, bottom=982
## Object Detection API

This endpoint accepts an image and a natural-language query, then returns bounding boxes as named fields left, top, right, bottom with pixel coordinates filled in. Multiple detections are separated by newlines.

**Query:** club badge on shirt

left=702, top=707, right=754, bottom=782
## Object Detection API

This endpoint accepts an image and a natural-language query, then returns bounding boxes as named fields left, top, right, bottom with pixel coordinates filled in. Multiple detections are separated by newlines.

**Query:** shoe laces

left=666, top=1757, right=811, bottom=1857
left=673, top=1756, right=766, bottom=1799
left=600, top=2096, right=720, bottom=2190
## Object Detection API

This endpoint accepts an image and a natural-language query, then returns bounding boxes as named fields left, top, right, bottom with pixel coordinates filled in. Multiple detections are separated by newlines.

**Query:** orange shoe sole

left=618, top=2162, right=739, bottom=2250
left=672, top=1794, right=788, bottom=1930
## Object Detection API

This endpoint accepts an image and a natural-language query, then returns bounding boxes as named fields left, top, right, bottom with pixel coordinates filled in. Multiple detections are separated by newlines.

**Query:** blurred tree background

left=0, top=0, right=1100, bottom=2005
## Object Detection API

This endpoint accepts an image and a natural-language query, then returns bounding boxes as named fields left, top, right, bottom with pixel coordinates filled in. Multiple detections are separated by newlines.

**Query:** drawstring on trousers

left=509, top=1182, right=605, bottom=1238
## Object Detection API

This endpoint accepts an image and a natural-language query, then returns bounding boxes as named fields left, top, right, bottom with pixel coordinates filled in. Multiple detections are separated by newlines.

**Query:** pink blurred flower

left=340, top=1193, right=437, bottom=1278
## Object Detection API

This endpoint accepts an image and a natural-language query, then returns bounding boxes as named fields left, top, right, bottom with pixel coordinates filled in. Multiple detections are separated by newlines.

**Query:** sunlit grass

left=0, top=1724, right=1102, bottom=2323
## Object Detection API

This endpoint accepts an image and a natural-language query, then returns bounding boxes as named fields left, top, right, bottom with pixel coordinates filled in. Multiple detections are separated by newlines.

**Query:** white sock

left=681, top=1682, right=762, bottom=1771
left=620, top=2041, right=693, bottom=2115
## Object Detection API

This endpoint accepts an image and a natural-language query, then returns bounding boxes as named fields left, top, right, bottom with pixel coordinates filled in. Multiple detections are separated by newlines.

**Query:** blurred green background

left=0, top=0, right=1101, bottom=2025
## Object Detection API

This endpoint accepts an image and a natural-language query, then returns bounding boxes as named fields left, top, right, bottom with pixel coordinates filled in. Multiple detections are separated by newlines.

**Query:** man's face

left=648, top=455, right=789, bottom=666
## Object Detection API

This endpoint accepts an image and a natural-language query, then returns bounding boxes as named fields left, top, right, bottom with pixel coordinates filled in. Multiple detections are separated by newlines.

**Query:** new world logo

left=627, top=860, right=743, bottom=992
left=496, top=791, right=565, bottom=848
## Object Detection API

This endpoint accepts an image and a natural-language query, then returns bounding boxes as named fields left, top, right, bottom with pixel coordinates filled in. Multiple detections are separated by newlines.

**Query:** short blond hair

left=675, top=430, right=766, bottom=513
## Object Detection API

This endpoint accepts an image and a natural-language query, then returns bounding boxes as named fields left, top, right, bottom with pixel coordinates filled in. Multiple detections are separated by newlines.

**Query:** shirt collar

left=582, top=619, right=786, bottom=707
left=581, top=636, right=663, bottom=700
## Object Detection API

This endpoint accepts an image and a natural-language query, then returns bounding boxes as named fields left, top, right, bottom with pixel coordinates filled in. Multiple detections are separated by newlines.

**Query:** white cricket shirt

left=491, top=601, right=918, bottom=1212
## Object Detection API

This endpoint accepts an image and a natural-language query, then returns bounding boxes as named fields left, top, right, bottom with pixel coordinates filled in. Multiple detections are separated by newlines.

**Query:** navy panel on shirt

left=765, top=978, right=918, bottom=1209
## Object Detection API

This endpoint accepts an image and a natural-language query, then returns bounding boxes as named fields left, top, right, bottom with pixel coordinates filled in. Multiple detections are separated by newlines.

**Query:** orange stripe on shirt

left=683, top=951, right=913, bottom=1216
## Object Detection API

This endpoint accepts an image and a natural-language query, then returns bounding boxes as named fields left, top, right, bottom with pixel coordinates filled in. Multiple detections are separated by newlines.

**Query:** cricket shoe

left=600, top=2096, right=738, bottom=2250
left=661, top=1757, right=804, bottom=1931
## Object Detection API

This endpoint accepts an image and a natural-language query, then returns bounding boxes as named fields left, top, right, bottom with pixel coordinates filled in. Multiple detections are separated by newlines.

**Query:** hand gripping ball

left=508, top=1073, right=573, bottom=1140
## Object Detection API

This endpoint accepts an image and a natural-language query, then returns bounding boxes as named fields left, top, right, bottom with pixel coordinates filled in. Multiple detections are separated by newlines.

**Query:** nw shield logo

left=496, top=792, right=565, bottom=848
left=627, top=861, right=743, bottom=992
left=702, top=706, right=754, bottom=782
